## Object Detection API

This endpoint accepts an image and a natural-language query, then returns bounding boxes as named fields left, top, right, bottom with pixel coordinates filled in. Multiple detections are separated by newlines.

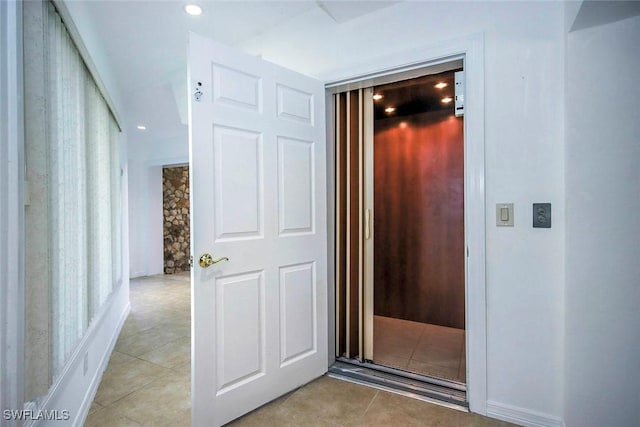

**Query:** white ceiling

left=570, top=0, right=640, bottom=31
left=74, top=1, right=401, bottom=146
left=72, top=1, right=640, bottom=152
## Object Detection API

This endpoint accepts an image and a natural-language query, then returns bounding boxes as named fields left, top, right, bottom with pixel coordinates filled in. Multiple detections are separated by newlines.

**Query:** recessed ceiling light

left=373, top=94, right=383, bottom=101
left=434, top=82, right=448, bottom=89
left=441, top=97, right=453, bottom=104
left=184, top=4, right=203, bottom=16
left=384, top=107, right=396, bottom=114
left=137, top=125, right=147, bottom=130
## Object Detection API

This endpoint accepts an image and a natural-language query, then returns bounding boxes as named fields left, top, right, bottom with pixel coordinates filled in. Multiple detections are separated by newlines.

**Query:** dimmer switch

left=496, top=203, right=514, bottom=226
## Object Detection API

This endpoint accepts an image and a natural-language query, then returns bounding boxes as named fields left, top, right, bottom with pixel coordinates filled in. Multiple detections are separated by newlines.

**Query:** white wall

left=127, top=161, right=164, bottom=277
left=127, top=134, right=188, bottom=277
left=242, top=2, right=566, bottom=424
left=564, top=15, right=640, bottom=427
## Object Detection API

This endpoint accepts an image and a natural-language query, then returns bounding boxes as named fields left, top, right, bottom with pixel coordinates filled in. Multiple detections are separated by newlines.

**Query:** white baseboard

left=74, top=300, right=130, bottom=427
left=487, top=401, right=565, bottom=427
left=130, top=270, right=146, bottom=278
left=25, top=283, right=130, bottom=427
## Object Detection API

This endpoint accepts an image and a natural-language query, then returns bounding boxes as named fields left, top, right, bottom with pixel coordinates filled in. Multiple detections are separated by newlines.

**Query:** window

left=23, top=0, right=122, bottom=400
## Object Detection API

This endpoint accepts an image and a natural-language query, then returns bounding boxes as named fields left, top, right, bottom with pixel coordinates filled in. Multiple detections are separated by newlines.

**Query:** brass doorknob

left=198, top=253, right=229, bottom=268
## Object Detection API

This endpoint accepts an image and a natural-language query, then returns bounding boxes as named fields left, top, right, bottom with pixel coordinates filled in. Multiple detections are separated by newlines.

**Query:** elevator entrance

left=332, top=63, right=467, bottom=402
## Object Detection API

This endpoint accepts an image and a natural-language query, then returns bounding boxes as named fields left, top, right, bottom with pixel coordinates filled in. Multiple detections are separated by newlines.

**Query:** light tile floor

left=85, top=273, right=191, bottom=427
left=86, top=274, right=513, bottom=427
left=373, top=316, right=466, bottom=383
left=231, top=376, right=515, bottom=427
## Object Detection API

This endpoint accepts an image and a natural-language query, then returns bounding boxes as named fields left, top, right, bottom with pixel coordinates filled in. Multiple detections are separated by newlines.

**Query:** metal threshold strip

left=328, top=360, right=468, bottom=412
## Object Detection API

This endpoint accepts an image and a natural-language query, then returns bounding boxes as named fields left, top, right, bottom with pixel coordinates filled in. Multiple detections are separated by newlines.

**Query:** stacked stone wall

left=163, top=166, right=190, bottom=274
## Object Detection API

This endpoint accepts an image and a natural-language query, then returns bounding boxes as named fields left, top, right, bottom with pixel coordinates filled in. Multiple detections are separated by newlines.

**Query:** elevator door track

left=328, top=359, right=468, bottom=412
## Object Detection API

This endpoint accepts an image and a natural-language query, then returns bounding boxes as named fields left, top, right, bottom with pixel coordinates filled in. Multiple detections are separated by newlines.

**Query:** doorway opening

left=372, top=71, right=465, bottom=383
left=332, top=63, right=467, bottom=404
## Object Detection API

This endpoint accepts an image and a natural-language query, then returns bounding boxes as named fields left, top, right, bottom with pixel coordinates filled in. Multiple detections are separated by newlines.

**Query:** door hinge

left=194, top=81, right=203, bottom=102
left=189, top=256, right=194, bottom=268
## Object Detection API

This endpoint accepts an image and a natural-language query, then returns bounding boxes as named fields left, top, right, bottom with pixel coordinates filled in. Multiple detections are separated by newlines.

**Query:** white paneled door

left=188, top=33, right=327, bottom=426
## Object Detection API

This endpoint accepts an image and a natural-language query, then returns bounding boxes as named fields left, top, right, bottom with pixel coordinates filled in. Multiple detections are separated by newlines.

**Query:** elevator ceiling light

left=184, top=4, right=203, bottom=16
left=384, top=107, right=396, bottom=114
left=434, top=82, right=448, bottom=89
left=441, top=97, right=453, bottom=104
left=137, top=125, right=147, bottom=130
left=373, top=93, right=383, bottom=101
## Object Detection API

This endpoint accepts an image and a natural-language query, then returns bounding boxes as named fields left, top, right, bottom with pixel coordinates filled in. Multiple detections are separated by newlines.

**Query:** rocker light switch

left=496, top=203, right=514, bottom=226
left=533, top=203, right=551, bottom=228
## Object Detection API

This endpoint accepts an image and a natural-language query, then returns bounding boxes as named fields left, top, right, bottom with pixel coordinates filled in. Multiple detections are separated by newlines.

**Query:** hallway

left=85, top=275, right=513, bottom=426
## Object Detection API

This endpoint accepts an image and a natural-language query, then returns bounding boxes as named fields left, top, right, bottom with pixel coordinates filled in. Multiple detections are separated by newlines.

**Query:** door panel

left=276, top=84, right=314, bottom=124
left=279, top=262, right=316, bottom=365
left=215, top=271, right=265, bottom=393
left=335, top=94, right=348, bottom=357
left=212, top=64, right=261, bottom=110
left=213, top=126, right=263, bottom=240
left=278, top=137, right=315, bottom=235
left=189, top=33, right=327, bottom=426
left=334, top=91, right=364, bottom=359
left=347, top=91, right=361, bottom=358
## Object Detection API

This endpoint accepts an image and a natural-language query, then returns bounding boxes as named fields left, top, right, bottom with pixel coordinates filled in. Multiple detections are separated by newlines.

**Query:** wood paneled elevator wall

left=374, top=110, right=464, bottom=329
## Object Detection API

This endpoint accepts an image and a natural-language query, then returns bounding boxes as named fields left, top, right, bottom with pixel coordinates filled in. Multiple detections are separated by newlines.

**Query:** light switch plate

left=496, top=203, right=514, bottom=226
left=533, top=203, right=551, bottom=228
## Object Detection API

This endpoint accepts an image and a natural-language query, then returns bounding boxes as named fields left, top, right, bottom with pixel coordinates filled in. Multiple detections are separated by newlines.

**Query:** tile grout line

left=361, top=390, right=379, bottom=419
left=407, top=321, right=427, bottom=366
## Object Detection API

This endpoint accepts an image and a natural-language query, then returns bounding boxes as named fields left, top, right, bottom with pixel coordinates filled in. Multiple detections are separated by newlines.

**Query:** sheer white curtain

left=85, top=72, right=114, bottom=317
left=46, top=2, right=89, bottom=375
left=24, top=0, right=122, bottom=400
